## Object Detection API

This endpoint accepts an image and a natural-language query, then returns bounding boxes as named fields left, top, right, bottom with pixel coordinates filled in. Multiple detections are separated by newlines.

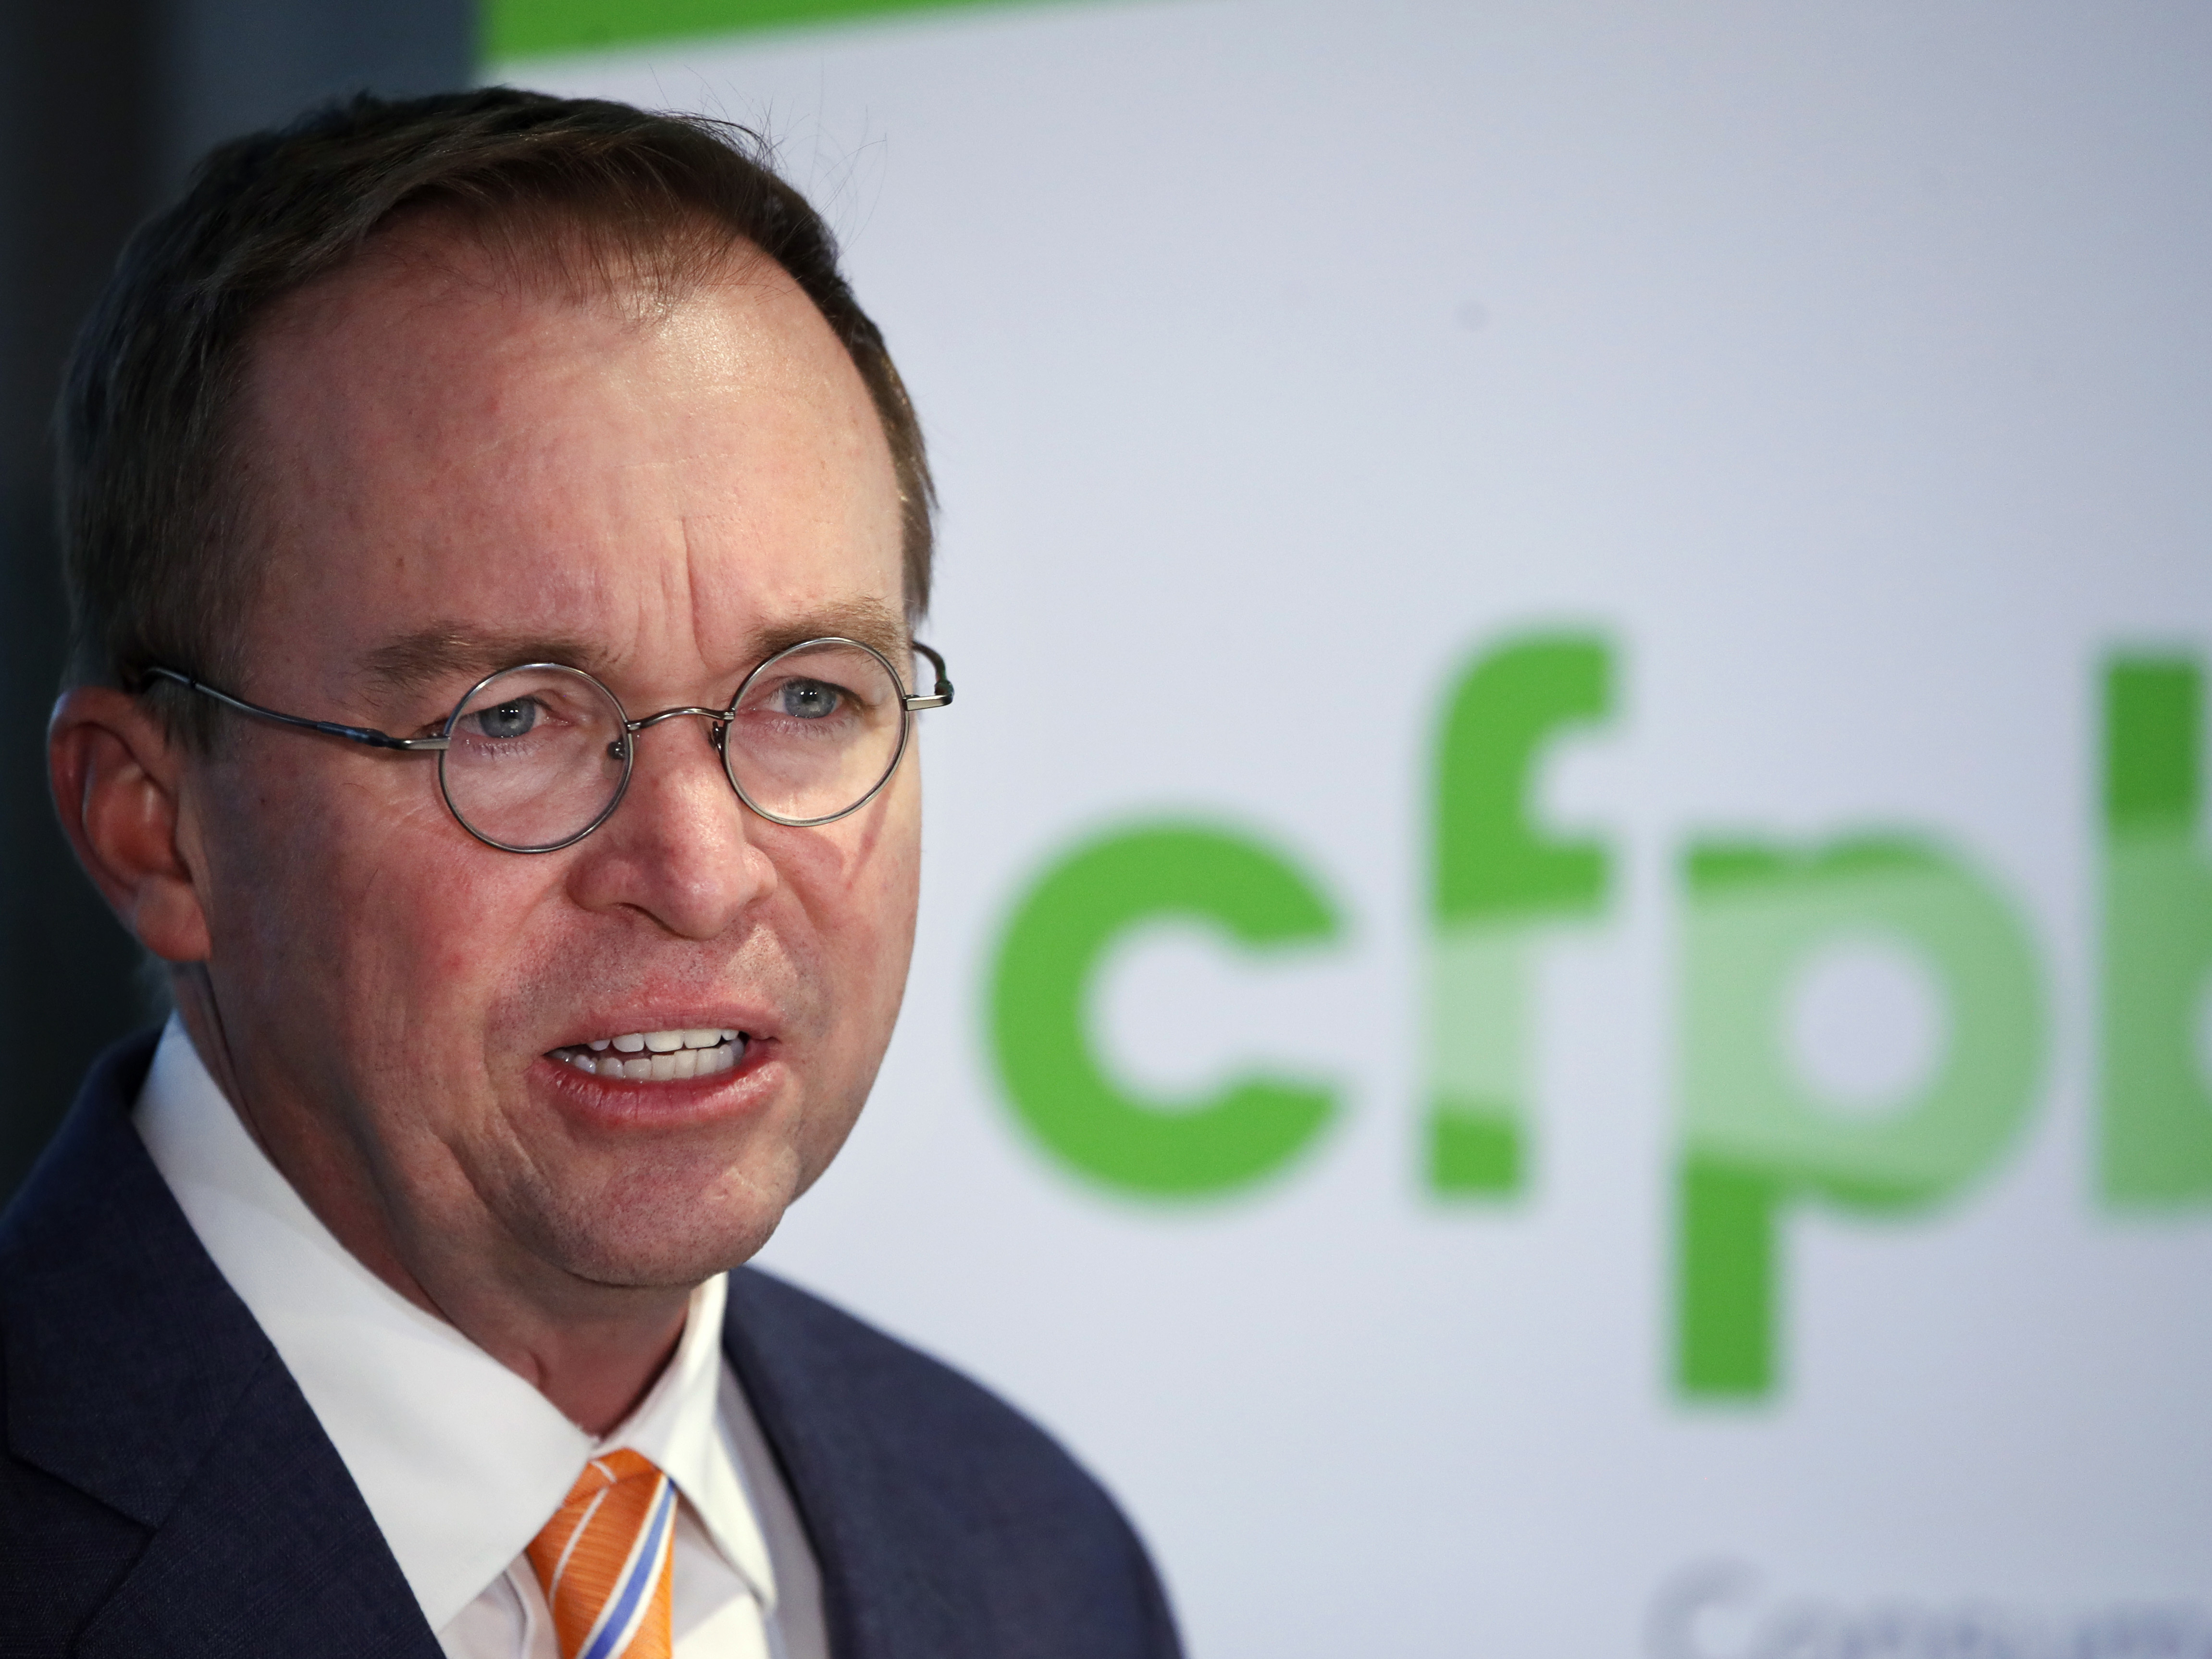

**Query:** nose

left=564, top=712, right=774, bottom=938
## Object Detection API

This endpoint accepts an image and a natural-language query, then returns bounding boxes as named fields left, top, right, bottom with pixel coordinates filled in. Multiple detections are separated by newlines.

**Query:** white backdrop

left=509, top=5, right=2212, bottom=1654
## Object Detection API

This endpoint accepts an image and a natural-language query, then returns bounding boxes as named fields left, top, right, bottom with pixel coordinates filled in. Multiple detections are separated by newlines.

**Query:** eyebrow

left=359, top=598, right=915, bottom=701
left=748, top=598, right=911, bottom=667
left=360, top=629, right=610, bottom=696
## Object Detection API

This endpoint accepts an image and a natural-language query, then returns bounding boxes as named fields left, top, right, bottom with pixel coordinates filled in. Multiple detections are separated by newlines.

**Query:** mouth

left=547, top=1028, right=749, bottom=1082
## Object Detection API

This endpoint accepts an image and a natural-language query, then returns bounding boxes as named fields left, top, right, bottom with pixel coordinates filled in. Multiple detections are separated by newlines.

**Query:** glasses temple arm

left=140, top=667, right=448, bottom=752
left=903, top=643, right=954, bottom=712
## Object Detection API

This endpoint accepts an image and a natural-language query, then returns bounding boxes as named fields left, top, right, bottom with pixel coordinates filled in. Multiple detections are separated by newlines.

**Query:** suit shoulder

left=726, top=1264, right=1108, bottom=1504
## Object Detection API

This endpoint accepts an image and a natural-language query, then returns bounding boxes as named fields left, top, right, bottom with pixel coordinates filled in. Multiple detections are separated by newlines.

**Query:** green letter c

left=988, top=821, right=1342, bottom=1198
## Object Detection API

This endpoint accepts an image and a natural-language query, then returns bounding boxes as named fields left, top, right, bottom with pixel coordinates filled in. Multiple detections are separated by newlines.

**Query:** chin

left=516, top=1169, right=796, bottom=1291
left=554, top=1219, right=783, bottom=1291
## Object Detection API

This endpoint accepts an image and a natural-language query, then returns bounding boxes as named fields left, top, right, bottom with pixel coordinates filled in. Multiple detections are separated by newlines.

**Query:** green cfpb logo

left=985, top=636, right=2212, bottom=1403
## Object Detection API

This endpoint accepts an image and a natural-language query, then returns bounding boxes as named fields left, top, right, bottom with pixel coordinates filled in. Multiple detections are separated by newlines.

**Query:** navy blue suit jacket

left=0, top=1033, right=1182, bottom=1657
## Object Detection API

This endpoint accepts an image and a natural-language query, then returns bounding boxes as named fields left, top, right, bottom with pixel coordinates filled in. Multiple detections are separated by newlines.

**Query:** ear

left=48, top=686, right=213, bottom=963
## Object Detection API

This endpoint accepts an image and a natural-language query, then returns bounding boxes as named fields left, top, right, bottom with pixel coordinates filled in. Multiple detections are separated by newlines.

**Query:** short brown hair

left=56, top=87, right=935, bottom=735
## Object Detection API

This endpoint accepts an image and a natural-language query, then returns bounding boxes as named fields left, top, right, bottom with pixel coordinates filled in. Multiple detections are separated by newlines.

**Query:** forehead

left=234, top=221, right=906, bottom=693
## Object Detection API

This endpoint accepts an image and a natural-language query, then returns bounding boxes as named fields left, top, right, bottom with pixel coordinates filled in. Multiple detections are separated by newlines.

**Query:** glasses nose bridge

left=613, top=706, right=737, bottom=788
left=624, top=703, right=732, bottom=749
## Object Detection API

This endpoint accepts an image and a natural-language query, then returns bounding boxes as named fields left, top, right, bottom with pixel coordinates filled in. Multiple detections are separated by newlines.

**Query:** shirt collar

left=597, top=1270, right=779, bottom=1609
left=133, top=1018, right=777, bottom=1628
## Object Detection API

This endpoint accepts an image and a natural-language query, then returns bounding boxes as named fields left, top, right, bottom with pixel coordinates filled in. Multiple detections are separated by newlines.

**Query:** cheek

left=200, top=744, right=551, bottom=1048
left=791, top=782, right=922, bottom=1018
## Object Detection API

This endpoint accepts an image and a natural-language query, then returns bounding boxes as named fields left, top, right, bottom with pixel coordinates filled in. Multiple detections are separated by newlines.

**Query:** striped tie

left=526, top=1449, right=679, bottom=1659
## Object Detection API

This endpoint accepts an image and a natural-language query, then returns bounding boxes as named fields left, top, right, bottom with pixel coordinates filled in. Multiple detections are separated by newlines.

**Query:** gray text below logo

left=1646, top=1560, right=2212, bottom=1659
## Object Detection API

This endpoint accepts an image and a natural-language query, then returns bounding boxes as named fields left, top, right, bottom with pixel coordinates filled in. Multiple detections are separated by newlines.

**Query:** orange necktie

left=526, top=1449, right=678, bottom=1659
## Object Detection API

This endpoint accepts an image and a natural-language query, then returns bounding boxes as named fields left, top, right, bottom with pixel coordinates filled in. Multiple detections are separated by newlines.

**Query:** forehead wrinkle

left=672, top=509, right=706, bottom=693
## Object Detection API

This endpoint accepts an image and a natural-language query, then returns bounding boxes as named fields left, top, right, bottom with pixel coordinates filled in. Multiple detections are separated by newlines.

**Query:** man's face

left=178, top=228, right=918, bottom=1295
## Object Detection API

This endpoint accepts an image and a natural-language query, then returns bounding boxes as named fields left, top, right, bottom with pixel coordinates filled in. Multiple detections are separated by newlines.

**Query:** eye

left=469, top=698, right=539, bottom=740
left=777, top=680, right=843, bottom=720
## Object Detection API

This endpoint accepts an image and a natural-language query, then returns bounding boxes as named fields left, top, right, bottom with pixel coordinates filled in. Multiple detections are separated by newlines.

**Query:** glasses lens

left=725, top=641, right=908, bottom=824
left=439, top=665, right=628, bottom=851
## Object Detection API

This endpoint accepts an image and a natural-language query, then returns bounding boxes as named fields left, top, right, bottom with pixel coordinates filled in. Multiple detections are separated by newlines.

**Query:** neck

left=449, top=1287, right=692, bottom=1436
left=171, top=975, right=692, bottom=1436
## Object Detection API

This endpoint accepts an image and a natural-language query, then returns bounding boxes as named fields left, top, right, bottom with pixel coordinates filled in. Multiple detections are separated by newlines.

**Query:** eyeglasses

left=144, top=637, right=953, bottom=854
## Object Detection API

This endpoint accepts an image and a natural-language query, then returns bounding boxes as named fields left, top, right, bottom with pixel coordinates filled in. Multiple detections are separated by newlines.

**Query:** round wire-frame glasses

left=144, top=637, right=953, bottom=854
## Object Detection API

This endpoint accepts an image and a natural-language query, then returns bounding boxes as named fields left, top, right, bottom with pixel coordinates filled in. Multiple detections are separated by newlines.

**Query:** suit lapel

left=721, top=1272, right=980, bottom=1659
left=73, top=1354, right=442, bottom=1657
left=0, top=1034, right=439, bottom=1656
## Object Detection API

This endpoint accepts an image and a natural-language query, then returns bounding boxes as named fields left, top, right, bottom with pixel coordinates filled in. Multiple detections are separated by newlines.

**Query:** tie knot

left=567, top=1448, right=663, bottom=1503
left=526, top=1450, right=678, bottom=1659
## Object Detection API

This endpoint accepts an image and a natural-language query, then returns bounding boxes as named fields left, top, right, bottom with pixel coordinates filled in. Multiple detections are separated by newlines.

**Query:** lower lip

left=531, top=1040, right=778, bottom=1129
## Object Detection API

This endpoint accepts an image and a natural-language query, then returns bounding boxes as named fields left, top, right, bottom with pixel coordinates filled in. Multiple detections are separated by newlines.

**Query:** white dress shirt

left=133, top=1018, right=828, bottom=1659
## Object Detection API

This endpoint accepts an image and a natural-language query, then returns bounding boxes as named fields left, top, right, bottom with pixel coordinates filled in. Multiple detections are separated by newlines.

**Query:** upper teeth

left=606, top=1029, right=729, bottom=1053
left=556, top=1028, right=743, bottom=1081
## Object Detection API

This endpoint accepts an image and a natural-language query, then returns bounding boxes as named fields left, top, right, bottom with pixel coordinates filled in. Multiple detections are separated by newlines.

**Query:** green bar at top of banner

left=489, top=0, right=1054, bottom=60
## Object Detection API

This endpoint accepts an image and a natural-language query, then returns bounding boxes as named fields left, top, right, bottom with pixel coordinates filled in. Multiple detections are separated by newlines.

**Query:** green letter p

left=1676, top=837, right=2046, bottom=1399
